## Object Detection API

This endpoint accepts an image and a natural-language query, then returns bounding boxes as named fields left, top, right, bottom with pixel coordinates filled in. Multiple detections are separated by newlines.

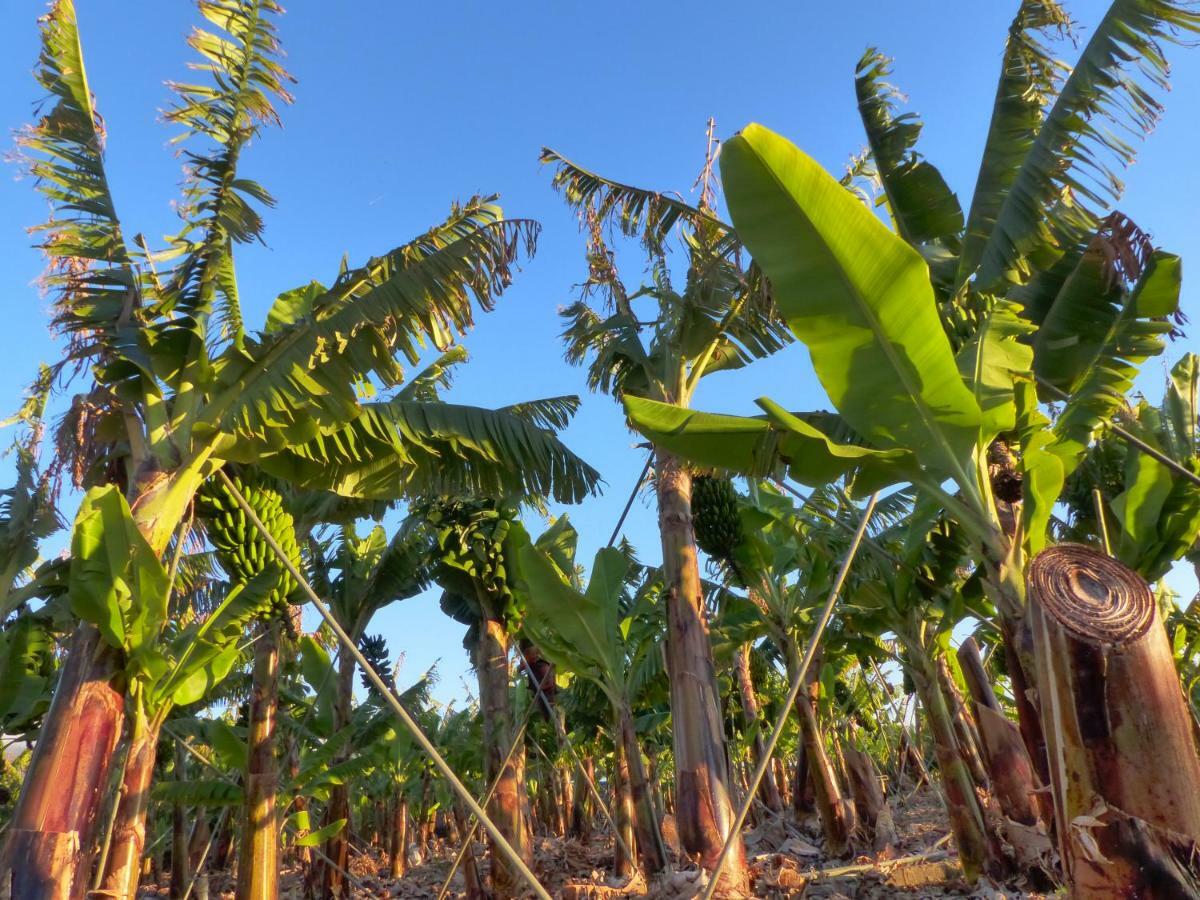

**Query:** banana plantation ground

left=1, top=1, right=1199, bottom=899
left=127, top=787, right=1043, bottom=898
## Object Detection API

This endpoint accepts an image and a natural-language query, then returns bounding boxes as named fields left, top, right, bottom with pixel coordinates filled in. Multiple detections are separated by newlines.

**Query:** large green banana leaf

left=1045, top=249, right=1181, bottom=470
left=158, top=0, right=293, bottom=347
left=1106, top=382, right=1200, bottom=581
left=1164, top=353, right=1198, bottom=459
left=0, top=614, right=53, bottom=730
left=1015, top=379, right=1064, bottom=555
left=152, top=779, right=243, bottom=808
left=719, top=124, right=984, bottom=490
left=69, top=485, right=169, bottom=654
left=1111, top=447, right=1200, bottom=581
left=243, top=398, right=601, bottom=504
left=956, top=0, right=1071, bottom=289
left=955, top=299, right=1035, bottom=443
left=22, top=0, right=136, bottom=359
left=622, top=395, right=911, bottom=491
left=513, top=535, right=626, bottom=703
left=962, top=0, right=1200, bottom=290
left=854, top=48, right=962, bottom=249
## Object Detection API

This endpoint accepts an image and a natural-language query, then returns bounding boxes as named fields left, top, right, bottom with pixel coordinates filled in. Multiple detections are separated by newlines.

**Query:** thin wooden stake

left=1093, top=488, right=1112, bottom=555
left=217, top=469, right=553, bottom=900
left=700, top=493, right=878, bottom=900
left=607, top=452, right=653, bottom=548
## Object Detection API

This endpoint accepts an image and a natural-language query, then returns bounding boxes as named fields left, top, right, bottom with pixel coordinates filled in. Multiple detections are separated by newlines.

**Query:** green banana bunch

left=425, top=497, right=519, bottom=621
left=691, top=474, right=745, bottom=566
left=195, top=471, right=302, bottom=626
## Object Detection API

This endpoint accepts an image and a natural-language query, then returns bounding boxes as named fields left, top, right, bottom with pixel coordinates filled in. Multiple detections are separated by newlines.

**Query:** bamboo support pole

left=607, top=453, right=653, bottom=548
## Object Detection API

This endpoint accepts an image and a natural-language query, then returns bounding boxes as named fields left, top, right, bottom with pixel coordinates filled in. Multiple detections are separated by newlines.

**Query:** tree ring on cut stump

left=1027, top=544, right=1153, bottom=646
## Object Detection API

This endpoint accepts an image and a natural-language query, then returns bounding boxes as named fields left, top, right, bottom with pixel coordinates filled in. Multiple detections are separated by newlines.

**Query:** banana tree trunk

left=612, top=743, right=636, bottom=878
left=451, top=804, right=487, bottom=900
left=416, top=773, right=431, bottom=860
left=572, top=757, right=593, bottom=839
left=896, top=725, right=929, bottom=788
left=999, top=616, right=1051, bottom=784
left=1029, top=545, right=1200, bottom=896
left=796, top=693, right=856, bottom=855
left=843, top=745, right=885, bottom=845
left=388, top=791, right=407, bottom=880
left=551, top=766, right=567, bottom=837
left=733, top=643, right=783, bottom=813
left=956, top=637, right=1046, bottom=829
left=236, top=622, right=280, bottom=900
left=214, top=815, right=234, bottom=871
left=908, top=651, right=993, bottom=883
left=653, top=449, right=747, bottom=889
left=515, top=738, right=533, bottom=850
left=475, top=607, right=531, bottom=898
left=0, top=624, right=125, bottom=900
left=646, top=749, right=667, bottom=824
left=284, top=735, right=309, bottom=868
left=171, top=742, right=191, bottom=899
left=187, top=814, right=211, bottom=884
left=935, top=658, right=989, bottom=790
left=559, top=762, right=575, bottom=839
left=827, top=730, right=854, bottom=816
left=785, top=646, right=855, bottom=856
left=793, top=743, right=814, bottom=815
left=98, top=709, right=161, bottom=900
left=773, top=757, right=790, bottom=809
left=617, top=703, right=666, bottom=873
left=319, top=649, right=356, bottom=898
left=955, top=637, right=998, bottom=712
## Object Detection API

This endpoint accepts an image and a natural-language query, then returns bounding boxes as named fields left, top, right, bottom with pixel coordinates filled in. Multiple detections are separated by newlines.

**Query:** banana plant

left=1059, top=352, right=1200, bottom=581
left=626, top=0, right=1195, bottom=593
left=304, top=520, right=434, bottom=897
left=0, top=609, right=58, bottom=741
left=427, top=496, right=538, bottom=898
left=355, top=651, right=440, bottom=881
left=700, top=480, right=876, bottom=857
left=0, top=368, right=61, bottom=622
left=428, top=703, right=490, bottom=892
left=623, top=9, right=1196, bottom=868
left=842, top=502, right=1015, bottom=881
left=6, top=2, right=599, bottom=894
left=0, top=376, right=65, bottom=741
left=543, top=134, right=797, bottom=887
left=511, top=519, right=669, bottom=875
left=154, top=662, right=439, bottom=879
left=69, top=486, right=288, bottom=898
left=627, top=118, right=1182, bottom=601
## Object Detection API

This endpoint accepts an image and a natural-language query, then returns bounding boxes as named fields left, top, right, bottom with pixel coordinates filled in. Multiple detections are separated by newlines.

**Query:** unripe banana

left=195, top=470, right=302, bottom=632
left=691, top=474, right=745, bottom=565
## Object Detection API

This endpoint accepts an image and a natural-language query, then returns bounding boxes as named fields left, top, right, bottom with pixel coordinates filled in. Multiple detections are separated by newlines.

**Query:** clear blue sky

left=1, top=1, right=1197, bottom=706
